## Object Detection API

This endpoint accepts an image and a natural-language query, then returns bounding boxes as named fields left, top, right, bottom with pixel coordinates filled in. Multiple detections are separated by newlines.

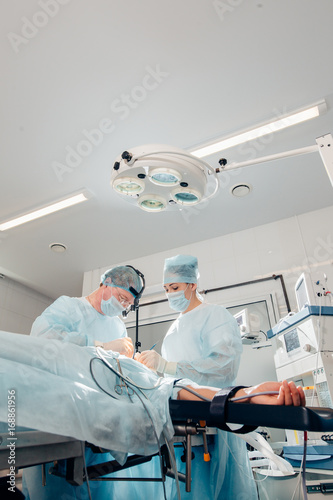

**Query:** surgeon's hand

left=136, top=350, right=166, bottom=372
left=136, top=350, right=178, bottom=375
left=103, top=337, right=134, bottom=358
left=236, top=380, right=306, bottom=406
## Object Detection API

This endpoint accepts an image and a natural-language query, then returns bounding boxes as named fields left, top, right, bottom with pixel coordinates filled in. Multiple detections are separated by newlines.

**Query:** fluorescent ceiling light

left=0, top=192, right=89, bottom=231
left=191, top=101, right=326, bottom=158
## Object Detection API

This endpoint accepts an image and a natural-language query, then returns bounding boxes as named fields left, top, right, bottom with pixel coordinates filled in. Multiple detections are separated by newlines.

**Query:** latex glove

left=136, top=350, right=165, bottom=371
left=136, top=350, right=177, bottom=375
left=99, top=337, right=134, bottom=358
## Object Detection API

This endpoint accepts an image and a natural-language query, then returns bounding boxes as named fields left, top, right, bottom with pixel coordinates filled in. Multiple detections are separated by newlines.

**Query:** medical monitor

left=234, top=308, right=250, bottom=335
left=233, top=308, right=260, bottom=337
left=295, top=272, right=318, bottom=311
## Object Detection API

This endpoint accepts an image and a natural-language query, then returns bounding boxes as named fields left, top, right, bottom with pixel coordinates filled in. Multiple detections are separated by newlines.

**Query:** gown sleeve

left=30, top=296, right=94, bottom=346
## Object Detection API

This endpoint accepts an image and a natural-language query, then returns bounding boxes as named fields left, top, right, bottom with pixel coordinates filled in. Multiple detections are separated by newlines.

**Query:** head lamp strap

left=125, top=265, right=145, bottom=300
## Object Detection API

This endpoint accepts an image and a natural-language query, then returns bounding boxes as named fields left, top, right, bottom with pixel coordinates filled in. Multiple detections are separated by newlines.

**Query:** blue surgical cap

left=163, top=255, right=199, bottom=284
left=101, top=266, right=142, bottom=297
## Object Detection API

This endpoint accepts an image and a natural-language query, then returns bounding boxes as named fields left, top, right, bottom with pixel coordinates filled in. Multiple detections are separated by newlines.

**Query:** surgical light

left=111, top=144, right=219, bottom=212
left=190, top=100, right=327, bottom=158
left=0, top=192, right=89, bottom=231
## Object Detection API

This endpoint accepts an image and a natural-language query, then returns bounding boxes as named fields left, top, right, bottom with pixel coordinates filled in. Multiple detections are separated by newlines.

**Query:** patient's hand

left=103, top=337, right=134, bottom=358
left=237, top=381, right=306, bottom=406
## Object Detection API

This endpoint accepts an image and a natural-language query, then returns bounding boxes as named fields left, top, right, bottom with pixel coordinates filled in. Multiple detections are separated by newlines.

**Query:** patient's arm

left=234, top=380, right=306, bottom=406
left=177, top=380, right=305, bottom=406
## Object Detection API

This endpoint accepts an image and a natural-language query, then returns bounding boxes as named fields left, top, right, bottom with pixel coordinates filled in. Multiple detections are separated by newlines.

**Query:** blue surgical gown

left=23, top=295, right=131, bottom=500
left=161, top=303, right=243, bottom=387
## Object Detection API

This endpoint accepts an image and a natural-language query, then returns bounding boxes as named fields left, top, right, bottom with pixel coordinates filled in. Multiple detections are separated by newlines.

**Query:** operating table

left=1, top=401, right=333, bottom=492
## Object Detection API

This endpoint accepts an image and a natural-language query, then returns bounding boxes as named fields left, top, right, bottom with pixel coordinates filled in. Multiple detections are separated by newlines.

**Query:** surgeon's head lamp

left=122, top=265, right=145, bottom=317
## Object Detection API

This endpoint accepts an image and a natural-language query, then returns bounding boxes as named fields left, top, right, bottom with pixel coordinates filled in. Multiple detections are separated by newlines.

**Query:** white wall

left=0, top=276, right=52, bottom=335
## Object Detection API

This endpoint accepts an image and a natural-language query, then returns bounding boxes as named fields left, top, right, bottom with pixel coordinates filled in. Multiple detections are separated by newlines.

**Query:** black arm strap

left=209, top=386, right=257, bottom=434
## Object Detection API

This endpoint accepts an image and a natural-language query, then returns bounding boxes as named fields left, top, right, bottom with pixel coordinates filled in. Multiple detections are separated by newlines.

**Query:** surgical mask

left=167, top=285, right=192, bottom=312
left=101, top=295, right=125, bottom=317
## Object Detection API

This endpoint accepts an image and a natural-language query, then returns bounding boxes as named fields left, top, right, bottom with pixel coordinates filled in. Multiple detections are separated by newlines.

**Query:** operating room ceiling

left=1, top=0, right=333, bottom=299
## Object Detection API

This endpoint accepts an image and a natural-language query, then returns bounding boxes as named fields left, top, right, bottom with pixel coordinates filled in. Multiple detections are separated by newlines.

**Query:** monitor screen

left=233, top=309, right=249, bottom=334
left=284, top=328, right=301, bottom=353
left=295, top=272, right=317, bottom=311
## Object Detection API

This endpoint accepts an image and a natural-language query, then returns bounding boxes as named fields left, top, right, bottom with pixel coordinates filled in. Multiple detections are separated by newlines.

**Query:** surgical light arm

left=217, top=133, right=333, bottom=189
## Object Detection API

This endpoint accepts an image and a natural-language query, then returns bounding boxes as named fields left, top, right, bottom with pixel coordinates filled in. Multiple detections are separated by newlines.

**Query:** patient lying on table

left=0, top=329, right=304, bottom=461
left=0, top=329, right=306, bottom=500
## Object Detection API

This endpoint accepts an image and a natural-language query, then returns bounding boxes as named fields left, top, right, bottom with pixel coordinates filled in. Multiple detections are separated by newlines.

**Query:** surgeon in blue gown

left=137, top=255, right=259, bottom=500
left=22, top=265, right=144, bottom=500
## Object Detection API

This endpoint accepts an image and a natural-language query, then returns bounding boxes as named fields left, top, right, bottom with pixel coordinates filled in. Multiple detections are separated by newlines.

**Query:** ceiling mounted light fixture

left=111, top=108, right=332, bottom=213
left=190, top=100, right=327, bottom=158
left=111, top=144, right=219, bottom=212
left=0, top=191, right=90, bottom=231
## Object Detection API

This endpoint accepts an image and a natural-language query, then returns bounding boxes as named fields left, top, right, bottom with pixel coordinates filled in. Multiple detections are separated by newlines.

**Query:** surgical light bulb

left=113, top=177, right=145, bottom=196
left=171, top=187, right=202, bottom=205
left=138, top=194, right=166, bottom=212
left=149, top=168, right=181, bottom=186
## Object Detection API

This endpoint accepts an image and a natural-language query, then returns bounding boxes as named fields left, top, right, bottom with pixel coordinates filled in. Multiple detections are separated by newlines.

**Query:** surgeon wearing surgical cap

left=23, top=265, right=144, bottom=500
left=30, top=265, right=143, bottom=356
left=137, top=255, right=258, bottom=500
